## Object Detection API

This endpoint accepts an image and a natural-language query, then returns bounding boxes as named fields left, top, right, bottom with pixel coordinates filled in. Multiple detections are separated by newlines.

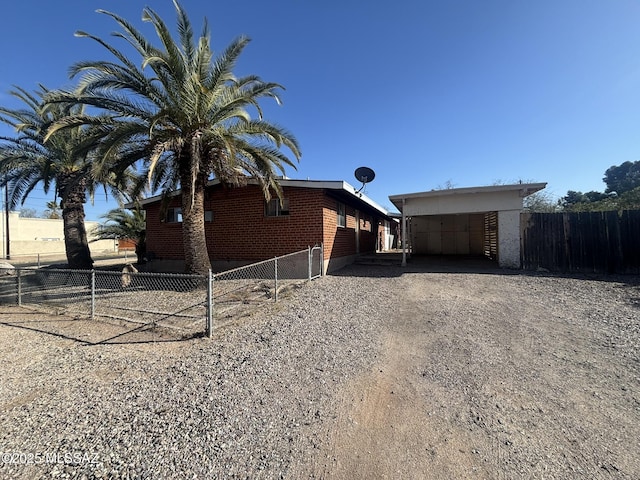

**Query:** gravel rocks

left=1, top=264, right=638, bottom=479
left=0, top=266, right=394, bottom=479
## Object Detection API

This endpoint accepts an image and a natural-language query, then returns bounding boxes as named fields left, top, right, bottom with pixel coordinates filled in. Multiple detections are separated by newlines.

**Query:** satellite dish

left=354, top=166, right=375, bottom=193
left=355, top=166, right=375, bottom=184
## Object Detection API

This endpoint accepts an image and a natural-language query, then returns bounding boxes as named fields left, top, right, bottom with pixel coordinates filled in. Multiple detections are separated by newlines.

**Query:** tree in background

left=561, top=190, right=587, bottom=207
left=0, top=86, right=134, bottom=269
left=47, top=2, right=301, bottom=275
left=561, top=160, right=640, bottom=212
left=523, top=190, right=560, bottom=213
left=42, top=200, right=61, bottom=219
left=436, top=179, right=457, bottom=190
left=560, top=190, right=616, bottom=211
left=612, top=186, right=640, bottom=210
left=92, top=208, right=146, bottom=264
left=603, top=160, right=640, bottom=195
left=18, top=207, right=38, bottom=218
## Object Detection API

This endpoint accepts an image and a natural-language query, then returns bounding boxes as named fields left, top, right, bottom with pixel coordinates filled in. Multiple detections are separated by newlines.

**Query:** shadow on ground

left=332, top=254, right=640, bottom=288
left=331, top=254, right=502, bottom=279
left=0, top=307, right=199, bottom=346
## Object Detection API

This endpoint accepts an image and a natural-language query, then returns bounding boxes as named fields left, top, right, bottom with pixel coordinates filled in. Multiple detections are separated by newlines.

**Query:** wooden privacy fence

left=521, top=210, right=640, bottom=274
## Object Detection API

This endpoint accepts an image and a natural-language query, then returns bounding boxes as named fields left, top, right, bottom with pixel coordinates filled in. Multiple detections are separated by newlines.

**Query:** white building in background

left=0, top=211, right=116, bottom=260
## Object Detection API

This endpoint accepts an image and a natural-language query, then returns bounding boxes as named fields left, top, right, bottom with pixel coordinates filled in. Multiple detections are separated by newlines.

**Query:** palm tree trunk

left=60, top=176, right=93, bottom=270
left=135, top=239, right=146, bottom=265
left=180, top=170, right=211, bottom=275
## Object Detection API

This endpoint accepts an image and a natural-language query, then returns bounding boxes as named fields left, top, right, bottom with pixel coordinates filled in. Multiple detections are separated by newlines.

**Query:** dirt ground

left=1, top=264, right=639, bottom=479
left=302, top=269, right=640, bottom=479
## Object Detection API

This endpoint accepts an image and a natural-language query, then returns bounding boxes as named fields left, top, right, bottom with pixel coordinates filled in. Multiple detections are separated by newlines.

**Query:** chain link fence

left=212, top=245, right=323, bottom=322
left=1, top=267, right=207, bottom=338
left=0, top=245, right=324, bottom=339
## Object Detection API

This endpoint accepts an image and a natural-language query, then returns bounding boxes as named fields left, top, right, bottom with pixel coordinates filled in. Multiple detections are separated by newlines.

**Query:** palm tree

left=0, top=86, right=133, bottom=269
left=46, top=1, right=301, bottom=275
left=43, top=200, right=62, bottom=219
left=93, top=208, right=146, bottom=264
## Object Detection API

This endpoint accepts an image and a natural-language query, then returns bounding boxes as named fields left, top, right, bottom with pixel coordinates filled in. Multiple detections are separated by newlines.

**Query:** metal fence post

left=16, top=268, right=21, bottom=306
left=321, top=242, right=325, bottom=276
left=274, top=257, right=278, bottom=302
left=308, top=246, right=312, bottom=282
left=206, top=269, right=213, bottom=338
left=90, top=269, right=95, bottom=320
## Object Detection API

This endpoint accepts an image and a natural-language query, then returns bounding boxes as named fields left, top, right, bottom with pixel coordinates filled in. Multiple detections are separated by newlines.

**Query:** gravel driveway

left=0, top=262, right=639, bottom=479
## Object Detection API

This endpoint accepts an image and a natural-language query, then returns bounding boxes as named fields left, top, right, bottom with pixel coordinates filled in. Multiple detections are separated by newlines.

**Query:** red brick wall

left=322, top=197, right=353, bottom=261
left=144, top=198, right=185, bottom=259
left=144, top=185, right=325, bottom=261
left=321, top=197, right=380, bottom=261
left=206, top=185, right=324, bottom=260
left=143, top=184, right=385, bottom=264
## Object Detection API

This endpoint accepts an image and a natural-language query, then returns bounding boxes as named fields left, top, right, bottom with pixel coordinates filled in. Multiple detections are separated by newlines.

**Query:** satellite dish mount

left=354, top=166, right=376, bottom=194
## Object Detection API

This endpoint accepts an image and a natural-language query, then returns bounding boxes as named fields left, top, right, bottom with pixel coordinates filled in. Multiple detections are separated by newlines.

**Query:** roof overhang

left=128, top=177, right=393, bottom=220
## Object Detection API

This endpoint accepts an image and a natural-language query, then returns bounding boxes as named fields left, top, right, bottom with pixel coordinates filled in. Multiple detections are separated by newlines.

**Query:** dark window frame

left=337, top=202, right=346, bottom=228
left=266, top=198, right=290, bottom=217
left=166, top=208, right=213, bottom=223
left=166, top=207, right=182, bottom=223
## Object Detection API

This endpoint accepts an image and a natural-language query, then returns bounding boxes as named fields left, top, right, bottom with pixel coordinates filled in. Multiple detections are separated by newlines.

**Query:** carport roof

left=388, top=182, right=546, bottom=212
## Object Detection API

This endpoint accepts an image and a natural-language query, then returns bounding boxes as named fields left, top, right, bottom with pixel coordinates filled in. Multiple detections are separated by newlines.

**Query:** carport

left=389, top=183, right=546, bottom=268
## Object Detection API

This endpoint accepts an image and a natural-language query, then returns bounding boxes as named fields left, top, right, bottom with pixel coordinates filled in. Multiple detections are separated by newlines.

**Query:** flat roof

left=389, top=182, right=547, bottom=211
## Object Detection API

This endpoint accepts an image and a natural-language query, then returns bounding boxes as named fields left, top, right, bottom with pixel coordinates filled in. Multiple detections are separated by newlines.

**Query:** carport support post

left=402, top=198, right=407, bottom=267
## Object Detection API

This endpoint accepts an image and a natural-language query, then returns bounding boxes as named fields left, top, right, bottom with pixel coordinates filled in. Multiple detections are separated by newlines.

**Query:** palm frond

left=29, top=2, right=301, bottom=273
left=92, top=207, right=146, bottom=243
left=173, top=0, right=195, bottom=67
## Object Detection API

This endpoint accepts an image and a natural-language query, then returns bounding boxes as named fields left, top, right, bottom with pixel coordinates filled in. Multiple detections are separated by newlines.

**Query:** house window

left=337, top=202, right=346, bottom=228
left=266, top=198, right=290, bottom=217
left=166, top=208, right=182, bottom=223
left=166, top=208, right=213, bottom=223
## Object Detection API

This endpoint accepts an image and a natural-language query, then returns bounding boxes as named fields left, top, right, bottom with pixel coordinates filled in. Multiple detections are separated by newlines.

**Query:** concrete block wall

left=0, top=212, right=116, bottom=259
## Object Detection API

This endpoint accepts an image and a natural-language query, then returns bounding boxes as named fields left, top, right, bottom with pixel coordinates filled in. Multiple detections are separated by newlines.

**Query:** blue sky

left=2, top=0, right=640, bottom=218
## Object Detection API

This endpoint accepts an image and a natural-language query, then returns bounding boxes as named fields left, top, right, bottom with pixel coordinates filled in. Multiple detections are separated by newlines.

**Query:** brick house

left=138, top=178, right=394, bottom=273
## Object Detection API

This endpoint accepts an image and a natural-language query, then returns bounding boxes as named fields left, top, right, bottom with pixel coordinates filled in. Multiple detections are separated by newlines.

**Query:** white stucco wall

left=497, top=209, right=521, bottom=268
left=0, top=212, right=115, bottom=258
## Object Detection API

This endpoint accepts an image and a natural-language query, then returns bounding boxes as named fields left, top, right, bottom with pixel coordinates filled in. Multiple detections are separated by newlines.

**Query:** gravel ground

left=0, top=262, right=639, bottom=479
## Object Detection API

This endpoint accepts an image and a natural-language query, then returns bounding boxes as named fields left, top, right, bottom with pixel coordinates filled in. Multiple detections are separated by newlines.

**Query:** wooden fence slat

left=520, top=210, right=640, bottom=274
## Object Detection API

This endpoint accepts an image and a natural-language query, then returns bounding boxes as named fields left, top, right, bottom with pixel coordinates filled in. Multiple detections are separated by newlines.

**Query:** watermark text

left=1, top=451, right=100, bottom=465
